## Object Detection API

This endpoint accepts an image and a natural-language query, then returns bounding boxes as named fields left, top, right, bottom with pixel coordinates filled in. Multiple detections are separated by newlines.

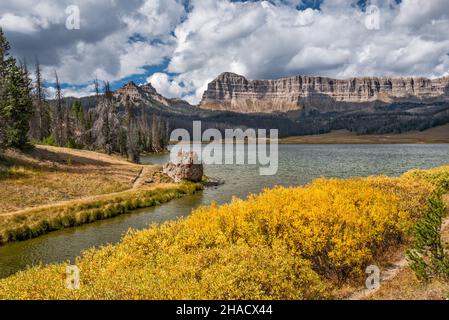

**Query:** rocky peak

left=120, top=81, right=141, bottom=92
left=125, top=80, right=138, bottom=88
left=115, top=81, right=144, bottom=101
left=113, top=81, right=172, bottom=107
left=141, top=83, right=158, bottom=95
left=216, top=72, right=248, bottom=82
left=140, top=82, right=170, bottom=106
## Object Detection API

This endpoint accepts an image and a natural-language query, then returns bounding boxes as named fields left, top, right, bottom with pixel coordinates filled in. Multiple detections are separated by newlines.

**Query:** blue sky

left=97, top=0, right=332, bottom=93
left=1, top=0, right=448, bottom=103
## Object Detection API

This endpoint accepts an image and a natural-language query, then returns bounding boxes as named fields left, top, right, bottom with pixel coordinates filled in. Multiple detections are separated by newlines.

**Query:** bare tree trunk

left=53, top=71, right=63, bottom=146
left=151, top=113, right=161, bottom=153
left=125, top=95, right=140, bottom=163
left=30, top=57, right=48, bottom=141
left=103, top=82, right=113, bottom=154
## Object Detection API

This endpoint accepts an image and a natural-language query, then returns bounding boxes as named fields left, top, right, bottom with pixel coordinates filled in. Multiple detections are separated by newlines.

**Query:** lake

left=0, top=144, right=448, bottom=278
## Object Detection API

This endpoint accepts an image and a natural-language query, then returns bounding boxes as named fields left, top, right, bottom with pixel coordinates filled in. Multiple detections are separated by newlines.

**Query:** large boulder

left=162, top=151, right=204, bottom=183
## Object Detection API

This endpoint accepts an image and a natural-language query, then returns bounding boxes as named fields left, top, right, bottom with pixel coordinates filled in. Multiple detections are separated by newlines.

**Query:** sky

left=1, top=0, right=449, bottom=104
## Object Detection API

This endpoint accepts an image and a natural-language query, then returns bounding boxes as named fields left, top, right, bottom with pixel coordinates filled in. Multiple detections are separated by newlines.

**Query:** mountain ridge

left=64, top=73, right=449, bottom=139
left=113, top=80, right=193, bottom=111
left=199, top=72, right=449, bottom=114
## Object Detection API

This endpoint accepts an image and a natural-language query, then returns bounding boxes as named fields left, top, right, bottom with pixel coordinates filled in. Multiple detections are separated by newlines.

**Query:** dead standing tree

left=30, top=57, right=50, bottom=141
left=125, top=95, right=140, bottom=163
left=53, top=71, right=64, bottom=146
left=151, top=113, right=162, bottom=153
left=92, top=82, right=119, bottom=155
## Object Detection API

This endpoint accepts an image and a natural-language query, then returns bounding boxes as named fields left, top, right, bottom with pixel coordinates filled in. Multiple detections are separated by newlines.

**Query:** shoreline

left=0, top=145, right=203, bottom=246
left=0, top=182, right=203, bottom=246
left=279, top=124, right=449, bottom=145
left=168, top=124, right=449, bottom=145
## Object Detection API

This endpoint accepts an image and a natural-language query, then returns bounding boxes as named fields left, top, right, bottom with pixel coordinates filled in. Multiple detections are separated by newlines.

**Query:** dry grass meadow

left=0, top=145, right=202, bottom=245
left=0, top=145, right=144, bottom=213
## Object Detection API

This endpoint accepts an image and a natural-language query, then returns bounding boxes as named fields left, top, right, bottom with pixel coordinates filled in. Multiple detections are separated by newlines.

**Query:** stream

left=1, top=144, right=448, bottom=279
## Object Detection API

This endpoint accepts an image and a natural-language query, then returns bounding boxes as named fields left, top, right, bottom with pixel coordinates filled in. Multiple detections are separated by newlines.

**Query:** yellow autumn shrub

left=0, top=166, right=447, bottom=300
left=179, top=177, right=434, bottom=280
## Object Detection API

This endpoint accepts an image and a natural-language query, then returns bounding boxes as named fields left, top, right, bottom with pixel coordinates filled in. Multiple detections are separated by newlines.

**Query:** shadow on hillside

left=27, top=147, right=111, bottom=167
left=1, top=147, right=124, bottom=177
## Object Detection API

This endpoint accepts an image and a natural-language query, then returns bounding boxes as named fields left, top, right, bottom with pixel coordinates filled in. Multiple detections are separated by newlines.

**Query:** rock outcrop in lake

left=200, top=72, right=449, bottom=114
left=162, top=152, right=204, bottom=183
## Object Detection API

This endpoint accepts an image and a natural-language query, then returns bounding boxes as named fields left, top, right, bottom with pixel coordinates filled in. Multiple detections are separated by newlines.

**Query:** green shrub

left=407, top=197, right=449, bottom=281
left=65, top=138, right=83, bottom=150
left=39, top=135, right=56, bottom=147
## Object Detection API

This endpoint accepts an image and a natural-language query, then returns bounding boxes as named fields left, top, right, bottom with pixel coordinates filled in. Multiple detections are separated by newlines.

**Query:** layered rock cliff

left=69, top=73, right=449, bottom=139
left=200, top=72, right=449, bottom=114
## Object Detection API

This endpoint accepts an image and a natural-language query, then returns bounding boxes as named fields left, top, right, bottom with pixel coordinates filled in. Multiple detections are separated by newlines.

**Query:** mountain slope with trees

left=0, top=28, right=171, bottom=164
left=2, top=26, right=449, bottom=163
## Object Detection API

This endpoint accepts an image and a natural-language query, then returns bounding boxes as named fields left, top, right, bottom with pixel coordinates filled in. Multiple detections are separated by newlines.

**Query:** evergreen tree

left=407, top=198, right=449, bottom=281
left=0, top=28, right=10, bottom=79
left=4, top=62, right=33, bottom=148
left=0, top=28, right=11, bottom=150
left=0, top=28, right=33, bottom=150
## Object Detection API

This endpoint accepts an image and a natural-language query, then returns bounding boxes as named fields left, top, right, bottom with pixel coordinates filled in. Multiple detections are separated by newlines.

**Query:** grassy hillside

left=1, top=165, right=447, bottom=300
left=0, top=145, right=144, bottom=213
left=0, top=146, right=202, bottom=245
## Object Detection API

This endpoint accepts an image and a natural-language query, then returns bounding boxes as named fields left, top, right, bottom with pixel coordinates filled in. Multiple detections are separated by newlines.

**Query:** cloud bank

left=1, top=0, right=449, bottom=103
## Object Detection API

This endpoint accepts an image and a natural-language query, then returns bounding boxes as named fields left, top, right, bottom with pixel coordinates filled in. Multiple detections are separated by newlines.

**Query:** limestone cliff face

left=200, top=72, right=449, bottom=114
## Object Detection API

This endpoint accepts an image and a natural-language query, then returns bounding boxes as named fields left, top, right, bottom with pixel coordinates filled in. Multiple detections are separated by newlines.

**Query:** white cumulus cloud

left=148, top=72, right=189, bottom=99
left=0, top=13, right=39, bottom=33
left=1, top=0, right=449, bottom=104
